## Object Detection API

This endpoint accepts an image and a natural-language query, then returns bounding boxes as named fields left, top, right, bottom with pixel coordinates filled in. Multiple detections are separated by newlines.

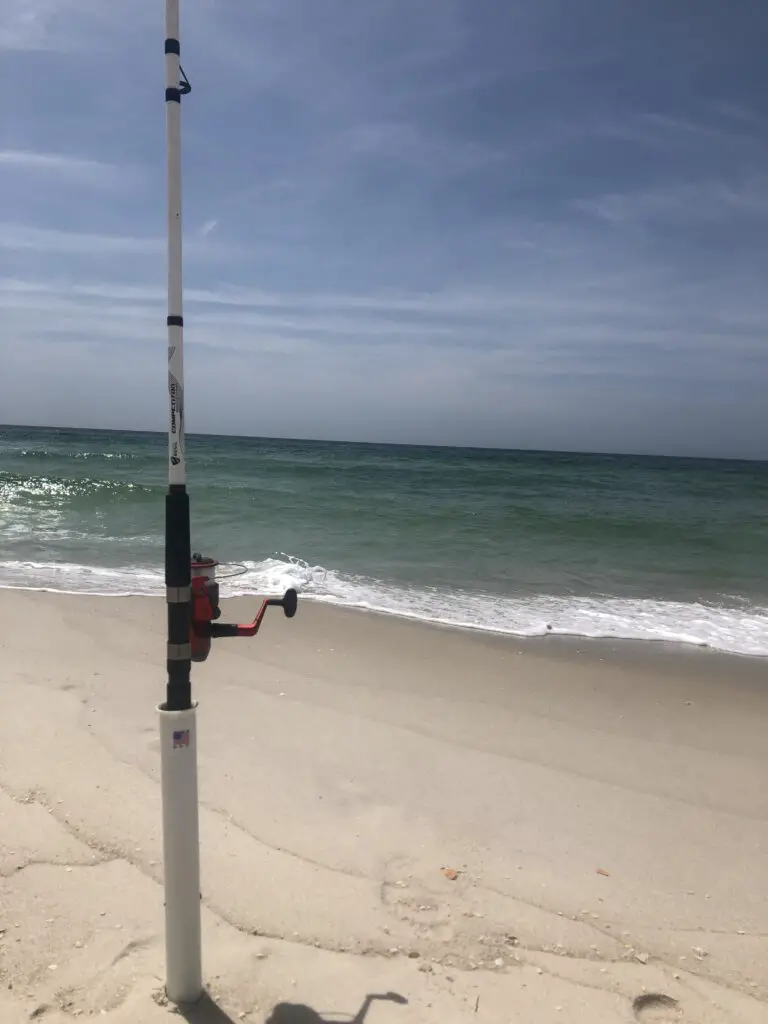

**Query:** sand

left=0, top=590, right=766, bottom=1023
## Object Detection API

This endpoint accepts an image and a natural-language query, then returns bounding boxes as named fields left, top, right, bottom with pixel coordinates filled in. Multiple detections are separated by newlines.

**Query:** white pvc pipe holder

left=158, top=703, right=203, bottom=1004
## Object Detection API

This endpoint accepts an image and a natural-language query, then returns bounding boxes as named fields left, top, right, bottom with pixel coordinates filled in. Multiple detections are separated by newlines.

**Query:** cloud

left=0, top=224, right=162, bottom=256
left=1, top=0, right=767, bottom=457
left=574, top=178, right=768, bottom=226
left=0, top=148, right=135, bottom=191
left=710, top=101, right=761, bottom=125
left=0, top=0, right=64, bottom=51
left=0, top=225, right=241, bottom=265
left=342, top=121, right=507, bottom=178
left=0, top=270, right=763, bottom=369
left=0, top=148, right=93, bottom=170
left=0, top=0, right=151, bottom=52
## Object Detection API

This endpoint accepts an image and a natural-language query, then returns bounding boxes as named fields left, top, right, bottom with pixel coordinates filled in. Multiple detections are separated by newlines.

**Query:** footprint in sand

left=380, top=856, right=455, bottom=941
left=632, top=993, right=683, bottom=1023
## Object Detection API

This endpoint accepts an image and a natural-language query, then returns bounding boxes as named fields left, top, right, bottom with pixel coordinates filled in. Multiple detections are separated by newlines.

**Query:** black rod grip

left=165, top=487, right=192, bottom=710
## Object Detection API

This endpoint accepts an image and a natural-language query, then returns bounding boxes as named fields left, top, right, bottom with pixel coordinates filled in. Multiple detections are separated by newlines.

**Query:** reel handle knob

left=269, top=588, right=298, bottom=618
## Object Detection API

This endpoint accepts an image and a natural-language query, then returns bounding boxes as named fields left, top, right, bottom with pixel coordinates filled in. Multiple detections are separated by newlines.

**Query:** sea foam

left=1, top=554, right=766, bottom=658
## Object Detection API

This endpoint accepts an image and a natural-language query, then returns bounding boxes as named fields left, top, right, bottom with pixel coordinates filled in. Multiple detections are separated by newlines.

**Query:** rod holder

left=158, top=703, right=203, bottom=1004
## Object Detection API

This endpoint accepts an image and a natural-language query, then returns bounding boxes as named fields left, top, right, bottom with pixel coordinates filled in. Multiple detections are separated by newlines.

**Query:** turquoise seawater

left=1, top=425, right=767, bottom=655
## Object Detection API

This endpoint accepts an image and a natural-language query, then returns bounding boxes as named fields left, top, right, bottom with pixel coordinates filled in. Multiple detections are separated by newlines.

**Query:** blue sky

left=0, top=1, right=766, bottom=458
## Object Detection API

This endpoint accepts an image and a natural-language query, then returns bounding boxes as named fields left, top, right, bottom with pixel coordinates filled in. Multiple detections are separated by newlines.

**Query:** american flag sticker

left=172, top=729, right=190, bottom=749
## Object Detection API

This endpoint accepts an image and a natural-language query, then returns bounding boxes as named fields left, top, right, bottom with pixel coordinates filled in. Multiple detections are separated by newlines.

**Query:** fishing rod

left=160, top=0, right=297, bottom=1004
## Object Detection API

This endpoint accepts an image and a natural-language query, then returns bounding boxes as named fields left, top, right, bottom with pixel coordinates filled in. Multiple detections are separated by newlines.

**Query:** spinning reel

left=189, top=554, right=298, bottom=662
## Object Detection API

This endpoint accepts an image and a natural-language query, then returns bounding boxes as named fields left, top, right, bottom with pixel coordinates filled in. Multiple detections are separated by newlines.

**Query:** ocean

left=0, top=424, right=766, bottom=657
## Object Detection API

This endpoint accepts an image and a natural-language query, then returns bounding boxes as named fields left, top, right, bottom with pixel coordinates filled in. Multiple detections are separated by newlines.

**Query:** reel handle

left=208, top=588, right=299, bottom=638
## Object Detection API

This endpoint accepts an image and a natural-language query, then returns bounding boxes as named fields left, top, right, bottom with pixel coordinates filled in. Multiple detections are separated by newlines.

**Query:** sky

left=0, top=1, right=766, bottom=459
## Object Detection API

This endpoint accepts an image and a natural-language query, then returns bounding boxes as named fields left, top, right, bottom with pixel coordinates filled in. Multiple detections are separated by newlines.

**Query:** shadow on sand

left=179, top=991, right=408, bottom=1024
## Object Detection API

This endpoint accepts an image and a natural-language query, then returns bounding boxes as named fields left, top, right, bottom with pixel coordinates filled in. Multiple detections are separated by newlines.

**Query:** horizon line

left=0, top=422, right=765, bottom=465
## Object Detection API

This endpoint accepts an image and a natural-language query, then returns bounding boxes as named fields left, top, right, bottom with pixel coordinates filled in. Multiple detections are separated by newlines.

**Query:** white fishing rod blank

left=157, top=3, right=298, bottom=1006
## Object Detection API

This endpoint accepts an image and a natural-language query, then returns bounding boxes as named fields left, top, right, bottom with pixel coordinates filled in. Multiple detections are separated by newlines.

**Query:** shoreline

left=0, top=589, right=765, bottom=1022
left=292, top=596, right=768, bottom=666
left=1, top=580, right=767, bottom=663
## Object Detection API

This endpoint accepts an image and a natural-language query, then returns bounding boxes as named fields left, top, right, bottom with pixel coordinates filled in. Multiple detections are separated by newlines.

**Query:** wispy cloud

left=0, top=224, right=162, bottom=256
left=0, top=148, right=94, bottom=170
left=1, top=271, right=763, bottom=362
left=0, top=225, right=241, bottom=264
left=710, top=101, right=761, bottom=125
left=0, top=148, right=134, bottom=190
left=343, top=121, right=507, bottom=178
left=574, top=177, right=768, bottom=226
left=0, top=0, right=61, bottom=51
left=0, top=0, right=151, bottom=52
left=0, top=0, right=766, bottom=456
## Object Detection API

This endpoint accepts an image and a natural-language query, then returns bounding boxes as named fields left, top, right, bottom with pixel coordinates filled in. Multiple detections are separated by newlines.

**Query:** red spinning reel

left=190, top=554, right=298, bottom=662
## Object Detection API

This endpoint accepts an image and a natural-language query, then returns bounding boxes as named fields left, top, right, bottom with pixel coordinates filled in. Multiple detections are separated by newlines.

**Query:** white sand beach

left=0, top=591, right=766, bottom=1023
